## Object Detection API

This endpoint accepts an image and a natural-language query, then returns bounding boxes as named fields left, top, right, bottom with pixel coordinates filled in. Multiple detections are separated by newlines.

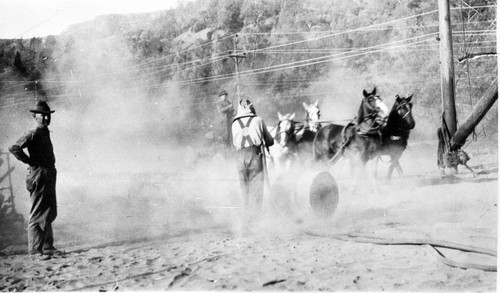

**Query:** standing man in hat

left=232, top=99, right=274, bottom=234
left=217, top=90, right=234, bottom=148
left=9, top=100, right=58, bottom=260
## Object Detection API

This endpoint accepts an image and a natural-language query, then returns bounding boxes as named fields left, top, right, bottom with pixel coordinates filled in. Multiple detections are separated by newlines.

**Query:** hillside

left=0, top=0, right=497, bottom=148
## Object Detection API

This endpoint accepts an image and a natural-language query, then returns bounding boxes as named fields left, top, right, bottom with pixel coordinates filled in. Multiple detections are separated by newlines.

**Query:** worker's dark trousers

left=237, top=146, right=264, bottom=230
left=26, top=166, right=57, bottom=254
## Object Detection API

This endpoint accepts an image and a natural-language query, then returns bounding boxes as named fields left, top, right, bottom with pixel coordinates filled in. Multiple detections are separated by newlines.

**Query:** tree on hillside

left=221, top=0, right=245, bottom=32
left=1, top=0, right=495, bottom=143
left=13, top=52, right=26, bottom=74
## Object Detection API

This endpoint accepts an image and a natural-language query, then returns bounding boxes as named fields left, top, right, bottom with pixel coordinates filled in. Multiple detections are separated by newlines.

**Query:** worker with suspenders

left=231, top=99, right=274, bottom=234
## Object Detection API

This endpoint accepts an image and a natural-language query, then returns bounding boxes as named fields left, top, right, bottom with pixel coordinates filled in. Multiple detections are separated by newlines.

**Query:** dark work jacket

left=9, top=126, right=55, bottom=168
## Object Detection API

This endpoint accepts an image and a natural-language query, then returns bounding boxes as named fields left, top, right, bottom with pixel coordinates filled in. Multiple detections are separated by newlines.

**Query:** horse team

left=267, top=87, right=416, bottom=180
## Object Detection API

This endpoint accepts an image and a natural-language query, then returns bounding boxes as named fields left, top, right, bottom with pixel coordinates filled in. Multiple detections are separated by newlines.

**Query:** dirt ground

left=0, top=140, right=497, bottom=291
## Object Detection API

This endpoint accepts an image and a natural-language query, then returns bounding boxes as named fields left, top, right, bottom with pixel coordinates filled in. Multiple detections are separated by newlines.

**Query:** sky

left=0, top=0, right=181, bottom=39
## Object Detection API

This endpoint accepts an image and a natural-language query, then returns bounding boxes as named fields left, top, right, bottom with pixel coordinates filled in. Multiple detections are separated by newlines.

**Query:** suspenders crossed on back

left=236, top=116, right=254, bottom=148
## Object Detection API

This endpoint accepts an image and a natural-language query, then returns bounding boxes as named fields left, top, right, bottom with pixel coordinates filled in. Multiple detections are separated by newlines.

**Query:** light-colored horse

left=302, top=100, right=321, bottom=133
left=267, top=112, right=298, bottom=171
left=292, top=101, right=321, bottom=160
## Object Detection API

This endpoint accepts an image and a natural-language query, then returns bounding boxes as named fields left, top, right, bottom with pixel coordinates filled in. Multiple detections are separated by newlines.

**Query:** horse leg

left=386, top=160, right=395, bottom=181
left=463, top=163, right=477, bottom=177
left=387, top=153, right=404, bottom=179
left=395, top=160, right=404, bottom=177
left=366, top=158, right=379, bottom=194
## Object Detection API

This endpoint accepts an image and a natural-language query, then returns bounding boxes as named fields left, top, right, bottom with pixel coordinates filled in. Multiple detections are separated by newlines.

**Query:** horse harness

left=276, top=119, right=296, bottom=144
left=396, top=100, right=412, bottom=119
left=388, top=100, right=412, bottom=142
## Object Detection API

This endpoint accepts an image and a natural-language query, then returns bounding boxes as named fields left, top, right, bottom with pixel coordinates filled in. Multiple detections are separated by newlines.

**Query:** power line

left=4, top=12, right=494, bottom=93
left=2, top=69, right=496, bottom=110
left=146, top=33, right=439, bottom=88
left=236, top=20, right=495, bottom=35
left=70, top=12, right=444, bottom=84
left=248, top=10, right=440, bottom=55
left=123, top=34, right=235, bottom=70
left=122, top=13, right=444, bottom=78
left=2, top=35, right=494, bottom=96
left=12, top=6, right=74, bottom=39
left=1, top=6, right=495, bottom=104
left=451, top=4, right=497, bottom=11
left=0, top=32, right=443, bottom=98
left=1, top=36, right=493, bottom=93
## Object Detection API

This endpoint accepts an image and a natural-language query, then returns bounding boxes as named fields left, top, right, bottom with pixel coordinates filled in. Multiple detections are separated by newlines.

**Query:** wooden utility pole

left=229, top=34, right=246, bottom=102
left=451, top=78, right=498, bottom=149
left=438, top=0, right=457, bottom=136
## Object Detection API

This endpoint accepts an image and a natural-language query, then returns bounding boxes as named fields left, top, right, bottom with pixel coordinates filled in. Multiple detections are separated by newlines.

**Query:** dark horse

left=342, top=93, right=415, bottom=179
left=312, top=88, right=389, bottom=163
left=312, top=123, right=345, bottom=161
left=377, top=94, right=415, bottom=178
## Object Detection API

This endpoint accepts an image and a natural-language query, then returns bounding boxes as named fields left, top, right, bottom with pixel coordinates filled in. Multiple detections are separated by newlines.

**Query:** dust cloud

left=1, top=27, right=497, bottom=253
left=0, top=33, right=249, bottom=251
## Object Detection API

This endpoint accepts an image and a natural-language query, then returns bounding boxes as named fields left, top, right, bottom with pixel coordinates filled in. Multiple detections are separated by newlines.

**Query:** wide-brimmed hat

left=29, top=100, right=55, bottom=114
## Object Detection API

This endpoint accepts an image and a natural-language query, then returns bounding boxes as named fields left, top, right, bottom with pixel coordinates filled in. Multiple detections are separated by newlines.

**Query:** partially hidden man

left=231, top=99, right=274, bottom=233
left=217, top=90, right=235, bottom=148
left=9, top=100, right=59, bottom=260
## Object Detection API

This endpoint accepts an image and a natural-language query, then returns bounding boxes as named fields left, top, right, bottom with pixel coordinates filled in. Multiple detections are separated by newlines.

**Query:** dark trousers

left=26, top=166, right=57, bottom=254
left=237, top=146, right=264, bottom=228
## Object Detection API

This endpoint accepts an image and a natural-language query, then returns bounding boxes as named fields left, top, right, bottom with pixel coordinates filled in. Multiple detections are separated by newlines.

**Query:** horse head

left=356, top=88, right=389, bottom=136
left=276, top=112, right=296, bottom=147
left=390, top=94, right=415, bottom=130
left=302, top=100, right=321, bottom=132
left=362, top=87, right=389, bottom=120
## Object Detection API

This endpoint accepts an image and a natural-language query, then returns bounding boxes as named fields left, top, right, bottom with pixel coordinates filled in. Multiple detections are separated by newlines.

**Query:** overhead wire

left=0, top=32, right=442, bottom=102
left=247, top=10, right=439, bottom=54
left=104, top=30, right=494, bottom=81
left=236, top=20, right=495, bottom=35
left=0, top=5, right=495, bottom=109
left=2, top=69, right=497, bottom=111
left=459, top=0, right=477, bottom=143
left=1, top=30, right=494, bottom=96
left=137, top=54, right=229, bottom=79
left=111, top=12, right=441, bottom=78
left=47, top=12, right=444, bottom=93
left=123, top=34, right=235, bottom=70
left=141, top=32, right=439, bottom=88
left=1, top=38, right=493, bottom=95
left=11, top=5, right=74, bottom=39
left=3, top=11, right=494, bottom=92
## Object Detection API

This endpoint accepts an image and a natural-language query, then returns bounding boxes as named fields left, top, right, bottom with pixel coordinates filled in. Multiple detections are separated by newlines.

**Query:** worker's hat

left=29, top=100, right=55, bottom=114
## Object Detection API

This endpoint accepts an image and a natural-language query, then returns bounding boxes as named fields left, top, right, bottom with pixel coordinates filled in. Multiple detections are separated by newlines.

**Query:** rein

left=397, top=103, right=412, bottom=120
left=389, top=102, right=413, bottom=131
